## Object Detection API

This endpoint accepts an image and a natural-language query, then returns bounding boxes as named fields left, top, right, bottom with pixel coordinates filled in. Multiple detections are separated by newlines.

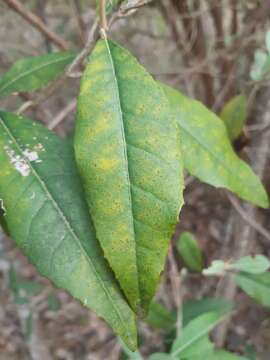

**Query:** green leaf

left=207, top=350, right=249, bottom=360
left=75, top=40, right=184, bottom=313
left=231, top=255, right=270, bottom=274
left=203, top=256, right=270, bottom=277
left=235, top=272, right=270, bottom=307
left=176, top=232, right=203, bottom=272
left=0, top=111, right=137, bottom=350
left=162, top=84, right=269, bottom=209
left=181, top=336, right=214, bottom=359
left=182, top=298, right=233, bottom=326
left=266, top=30, right=270, bottom=54
left=146, top=301, right=176, bottom=330
left=250, top=50, right=268, bottom=81
left=203, top=260, right=227, bottom=276
left=171, top=312, right=226, bottom=357
left=120, top=339, right=144, bottom=360
left=47, top=292, right=60, bottom=311
left=148, top=354, right=174, bottom=360
left=220, top=95, right=247, bottom=141
left=0, top=51, right=77, bottom=98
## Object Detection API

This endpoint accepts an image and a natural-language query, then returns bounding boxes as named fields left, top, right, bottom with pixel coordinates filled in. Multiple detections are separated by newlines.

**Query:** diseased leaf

left=220, top=94, right=247, bottom=141
left=171, top=312, right=225, bottom=358
left=75, top=40, right=184, bottom=313
left=176, top=231, right=203, bottom=272
left=0, top=51, right=77, bottom=98
left=0, top=111, right=137, bottom=350
left=235, top=272, right=270, bottom=307
left=163, top=84, right=269, bottom=209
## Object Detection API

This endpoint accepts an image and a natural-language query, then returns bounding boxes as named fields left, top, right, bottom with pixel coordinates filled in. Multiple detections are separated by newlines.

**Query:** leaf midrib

left=0, top=117, right=130, bottom=336
left=0, top=53, right=75, bottom=94
left=103, top=39, right=140, bottom=299
left=171, top=314, right=224, bottom=357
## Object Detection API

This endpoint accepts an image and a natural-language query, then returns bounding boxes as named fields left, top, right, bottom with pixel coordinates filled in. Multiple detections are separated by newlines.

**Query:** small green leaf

left=162, top=84, right=269, bottom=209
left=220, top=95, right=247, bottom=141
left=231, top=255, right=270, bottom=274
left=180, top=336, right=214, bottom=359
left=75, top=40, right=184, bottom=313
left=235, top=272, right=270, bottom=307
left=146, top=301, right=175, bottom=330
left=203, top=260, right=227, bottom=276
left=250, top=50, right=267, bottom=81
left=207, top=350, right=249, bottom=360
left=171, top=312, right=226, bottom=357
left=265, top=30, right=270, bottom=54
left=0, top=111, right=137, bottom=350
left=183, top=298, right=233, bottom=326
left=148, top=354, right=174, bottom=360
left=47, top=292, right=60, bottom=311
left=244, top=344, right=257, bottom=360
left=176, top=232, right=203, bottom=272
left=0, top=51, right=77, bottom=98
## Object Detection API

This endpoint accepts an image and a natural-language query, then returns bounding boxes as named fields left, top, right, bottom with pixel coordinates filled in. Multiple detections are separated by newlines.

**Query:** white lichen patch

left=0, top=199, right=6, bottom=216
left=4, top=143, right=43, bottom=177
left=34, top=143, right=45, bottom=152
left=23, top=149, right=39, bottom=162
left=4, top=146, right=30, bottom=177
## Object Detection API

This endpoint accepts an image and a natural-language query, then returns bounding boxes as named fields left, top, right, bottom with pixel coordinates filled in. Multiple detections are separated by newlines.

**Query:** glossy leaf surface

left=0, top=111, right=137, bottom=350
left=163, top=84, right=269, bottom=208
left=0, top=51, right=76, bottom=98
left=75, top=40, right=184, bottom=312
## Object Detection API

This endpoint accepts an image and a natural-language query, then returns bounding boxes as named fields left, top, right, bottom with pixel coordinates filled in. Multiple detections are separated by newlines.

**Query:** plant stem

left=99, top=0, right=108, bottom=33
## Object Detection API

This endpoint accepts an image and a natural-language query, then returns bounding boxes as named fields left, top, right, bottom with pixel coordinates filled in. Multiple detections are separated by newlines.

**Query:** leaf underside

left=0, top=111, right=137, bottom=350
left=0, top=51, right=77, bottom=98
left=75, top=39, right=184, bottom=313
left=163, top=85, right=269, bottom=209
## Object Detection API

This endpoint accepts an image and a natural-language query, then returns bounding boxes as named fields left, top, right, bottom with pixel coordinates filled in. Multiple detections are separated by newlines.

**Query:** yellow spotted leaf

left=75, top=39, right=184, bottom=313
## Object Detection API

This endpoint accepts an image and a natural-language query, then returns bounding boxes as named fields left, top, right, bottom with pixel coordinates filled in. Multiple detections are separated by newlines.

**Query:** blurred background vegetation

left=1, top=0, right=270, bottom=359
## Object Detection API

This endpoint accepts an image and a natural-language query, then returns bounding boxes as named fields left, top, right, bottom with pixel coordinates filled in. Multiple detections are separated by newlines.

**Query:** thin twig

left=99, top=0, right=108, bottom=31
left=72, top=0, right=87, bottom=45
left=17, top=20, right=99, bottom=115
left=227, top=193, right=270, bottom=244
left=3, top=0, right=69, bottom=50
left=48, top=98, right=77, bottom=130
left=168, top=246, right=183, bottom=337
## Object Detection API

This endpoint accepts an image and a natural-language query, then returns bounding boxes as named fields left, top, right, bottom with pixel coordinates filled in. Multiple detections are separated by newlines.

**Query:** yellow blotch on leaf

left=98, top=158, right=119, bottom=171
